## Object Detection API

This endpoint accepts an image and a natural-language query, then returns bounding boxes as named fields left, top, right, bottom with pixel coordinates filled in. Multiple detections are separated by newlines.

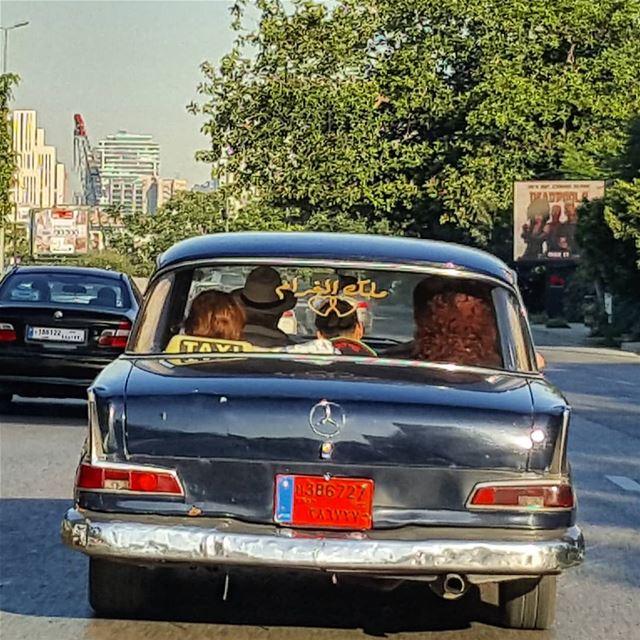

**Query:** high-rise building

left=96, top=131, right=160, bottom=214
left=141, top=176, right=188, bottom=214
left=12, top=109, right=67, bottom=209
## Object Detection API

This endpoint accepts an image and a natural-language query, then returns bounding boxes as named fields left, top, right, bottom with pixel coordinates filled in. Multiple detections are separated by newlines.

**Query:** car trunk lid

left=124, top=358, right=539, bottom=467
left=0, top=304, right=132, bottom=356
left=93, top=357, right=569, bottom=528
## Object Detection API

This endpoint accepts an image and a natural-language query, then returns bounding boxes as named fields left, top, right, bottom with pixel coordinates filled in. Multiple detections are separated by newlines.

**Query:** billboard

left=31, top=207, right=89, bottom=256
left=513, top=180, right=605, bottom=262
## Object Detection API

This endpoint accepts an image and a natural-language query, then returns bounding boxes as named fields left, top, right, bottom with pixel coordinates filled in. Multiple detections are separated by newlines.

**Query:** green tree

left=0, top=73, right=19, bottom=270
left=73, top=250, right=140, bottom=275
left=108, top=190, right=305, bottom=275
left=191, top=0, right=640, bottom=258
left=577, top=119, right=640, bottom=338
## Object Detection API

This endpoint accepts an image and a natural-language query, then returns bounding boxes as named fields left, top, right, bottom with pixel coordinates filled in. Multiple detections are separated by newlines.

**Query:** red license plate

left=274, top=474, right=374, bottom=530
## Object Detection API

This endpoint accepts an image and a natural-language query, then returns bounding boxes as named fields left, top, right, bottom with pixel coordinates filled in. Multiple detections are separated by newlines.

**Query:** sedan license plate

left=28, top=326, right=86, bottom=343
left=274, top=474, right=373, bottom=530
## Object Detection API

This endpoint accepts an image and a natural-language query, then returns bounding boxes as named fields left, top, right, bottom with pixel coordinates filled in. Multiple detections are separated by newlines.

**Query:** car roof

left=157, top=232, right=514, bottom=284
left=8, top=265, right=126, bottom=280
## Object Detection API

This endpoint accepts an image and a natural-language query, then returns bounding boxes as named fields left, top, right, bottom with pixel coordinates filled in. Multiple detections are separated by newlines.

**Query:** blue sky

left=2, top=0, right=237, bottom=186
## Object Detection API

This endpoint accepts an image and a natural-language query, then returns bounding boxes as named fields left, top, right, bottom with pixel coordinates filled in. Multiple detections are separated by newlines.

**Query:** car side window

left=129, top=274, right=173, bottom=353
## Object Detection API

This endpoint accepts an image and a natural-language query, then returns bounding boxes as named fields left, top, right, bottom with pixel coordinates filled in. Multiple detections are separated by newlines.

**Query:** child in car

left=314, top=299, right=376, bottom=356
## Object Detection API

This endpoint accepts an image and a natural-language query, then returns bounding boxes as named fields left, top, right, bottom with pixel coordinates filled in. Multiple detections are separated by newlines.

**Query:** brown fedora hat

left=234, top=266, right=296, bottom=315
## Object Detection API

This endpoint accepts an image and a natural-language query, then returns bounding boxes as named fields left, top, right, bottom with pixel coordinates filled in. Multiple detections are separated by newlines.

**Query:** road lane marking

left=592, top=375, right=638, bottom=387
left=605, top=475, right=640, bottom=492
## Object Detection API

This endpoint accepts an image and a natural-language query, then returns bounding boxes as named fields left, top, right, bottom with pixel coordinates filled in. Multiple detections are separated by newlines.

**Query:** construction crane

left=73, top=113, right=102, bottom=206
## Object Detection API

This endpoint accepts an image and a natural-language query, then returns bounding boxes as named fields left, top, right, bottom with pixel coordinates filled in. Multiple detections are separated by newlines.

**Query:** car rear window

left=0, top=272, right=131, bottom=309
left=129, top=263, right=535, bottom=372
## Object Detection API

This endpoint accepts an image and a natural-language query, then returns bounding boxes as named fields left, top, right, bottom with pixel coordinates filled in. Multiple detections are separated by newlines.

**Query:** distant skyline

left=2, top=0, right=237, bottom=188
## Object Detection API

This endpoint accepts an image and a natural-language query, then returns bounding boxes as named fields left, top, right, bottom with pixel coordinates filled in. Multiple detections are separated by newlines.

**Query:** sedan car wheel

left=89, top=558, right=152, bottom=617
left=499, top=575, right=557, bottom=630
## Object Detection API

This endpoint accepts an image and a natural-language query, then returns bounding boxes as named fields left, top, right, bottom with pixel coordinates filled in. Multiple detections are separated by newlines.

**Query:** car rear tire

left=498, top=576, right=557, bottom=630
left=89, top=558, right=151, bottom=617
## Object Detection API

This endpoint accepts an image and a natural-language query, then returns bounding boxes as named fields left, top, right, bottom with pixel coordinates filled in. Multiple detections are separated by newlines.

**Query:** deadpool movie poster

left=513, top=180, right=605, bottom=262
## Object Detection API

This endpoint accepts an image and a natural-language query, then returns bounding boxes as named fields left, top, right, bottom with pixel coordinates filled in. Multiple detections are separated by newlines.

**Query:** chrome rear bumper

left=61, top=508, right=584, bottom=575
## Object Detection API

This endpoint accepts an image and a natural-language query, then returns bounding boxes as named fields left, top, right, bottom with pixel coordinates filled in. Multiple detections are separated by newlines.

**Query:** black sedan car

left=61, top=233, right=584, bottom=629
left=0, top=265, right=140, bottom=404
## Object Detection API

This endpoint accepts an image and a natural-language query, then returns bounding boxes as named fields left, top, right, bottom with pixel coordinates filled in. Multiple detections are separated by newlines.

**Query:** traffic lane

left=540, top=346, right=640, bottom=440
left=1, top=396, right=87, bottom=427
left=540, top=346, right=639, bottom=529
left=0, top=501, right=522, bottom=638
left=2, top=349, right=640, bottom=640
left=539, top=347, right=640, bottom=638
left=1, top=402, right=546, bottom=640
left=0, top=399, right=86, bottom=499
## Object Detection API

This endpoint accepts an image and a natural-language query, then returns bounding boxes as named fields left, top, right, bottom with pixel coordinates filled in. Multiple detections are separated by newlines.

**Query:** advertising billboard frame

left=513, top=179, right=605, bottom=263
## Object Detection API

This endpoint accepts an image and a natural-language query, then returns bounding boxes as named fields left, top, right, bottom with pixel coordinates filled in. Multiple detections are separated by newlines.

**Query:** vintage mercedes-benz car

left=61, top=232, right=584, bottom=629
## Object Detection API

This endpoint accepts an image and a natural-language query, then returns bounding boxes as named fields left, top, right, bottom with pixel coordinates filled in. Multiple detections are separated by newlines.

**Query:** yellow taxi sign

left=166, top=335, right=254, bottom=354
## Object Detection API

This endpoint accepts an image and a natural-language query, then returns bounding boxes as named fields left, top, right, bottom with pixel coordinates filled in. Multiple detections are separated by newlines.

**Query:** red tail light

left=468, top=483, right=574, bottom=510
left=76, top=462, right=183, bottom=495
left=0, top=323, right=17, bottom=342
left=98, top=320, right=131, bottom=349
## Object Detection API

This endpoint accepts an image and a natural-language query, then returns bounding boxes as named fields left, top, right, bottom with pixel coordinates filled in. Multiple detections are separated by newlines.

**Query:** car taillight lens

left=468, top=483, right=574, bottom=510
left=76, top=463, right=183, bottom=495
left=0, top=323, right=17, bottom=342
left=98, top=320, right=131, bottom=348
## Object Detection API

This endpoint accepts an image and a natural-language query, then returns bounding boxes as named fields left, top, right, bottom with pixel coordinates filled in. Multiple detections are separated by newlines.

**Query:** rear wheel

left=89, top=558, right=152, bottom=617
left=499, top=576, right=557, bottom=630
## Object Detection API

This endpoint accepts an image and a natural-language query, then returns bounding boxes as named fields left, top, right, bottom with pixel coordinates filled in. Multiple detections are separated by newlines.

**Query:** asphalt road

left=1, top=346, right=639, bottom=640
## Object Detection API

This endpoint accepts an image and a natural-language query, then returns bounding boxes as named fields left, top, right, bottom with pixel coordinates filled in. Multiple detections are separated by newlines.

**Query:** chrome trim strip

left=87, top=391, right=103, bottom=462
left=465, top=478, right=574, bottom=512
left=120, top=352, right=544, bottom=380
left=86, top=391, right=184, bottom=495
left=151, top=257, right=517, bottom=293
left=61, top=509, right=584, bottom=574
left=550, top=408, right=571, bottom=475
left=76, top=487, right=183, bottom=497
left=129, top=257, right=538, bottom=375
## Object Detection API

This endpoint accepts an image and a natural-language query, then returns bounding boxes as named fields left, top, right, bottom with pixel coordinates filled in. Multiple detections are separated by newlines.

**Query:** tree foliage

left=109, top=186, right=397, bottom=275
left=577, top=118, right=640, bottom=337
left=106, top=191, right=225, bottom=275
left=73, top=250, right=141, bottom=275
left=0, top=74, right=19, bottom=231
left=189, top=0, right=640, bottom=258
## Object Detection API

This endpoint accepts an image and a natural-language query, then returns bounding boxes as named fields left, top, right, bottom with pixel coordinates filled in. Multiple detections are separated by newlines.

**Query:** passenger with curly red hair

left=383, top=278, right=502, bottom=367
left=184, top=290, right=246, bottom=341
left=413, top=284, right=502, bottom=368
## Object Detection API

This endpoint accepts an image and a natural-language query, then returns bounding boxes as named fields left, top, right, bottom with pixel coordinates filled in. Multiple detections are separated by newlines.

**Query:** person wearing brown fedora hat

left=234, top=266, right=297, bottom=347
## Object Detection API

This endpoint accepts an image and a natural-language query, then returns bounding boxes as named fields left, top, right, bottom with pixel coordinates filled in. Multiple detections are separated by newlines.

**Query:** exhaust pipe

left=429, top=574, right=469, bottom=600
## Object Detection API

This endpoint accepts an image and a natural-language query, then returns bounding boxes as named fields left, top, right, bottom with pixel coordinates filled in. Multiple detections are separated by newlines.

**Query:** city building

left=11, top=109, right=67, bottom=209
left=142, top=176, right=188, bottom=214
left=95, top=131, right=160, bottom=215
left=101, top=179, right=147, bottom=216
